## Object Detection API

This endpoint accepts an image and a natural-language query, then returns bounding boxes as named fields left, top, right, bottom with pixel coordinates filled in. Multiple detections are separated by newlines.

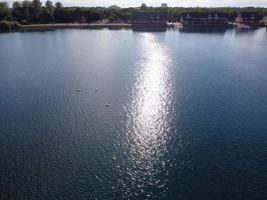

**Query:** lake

left=0, top=28, right=267, bottom=200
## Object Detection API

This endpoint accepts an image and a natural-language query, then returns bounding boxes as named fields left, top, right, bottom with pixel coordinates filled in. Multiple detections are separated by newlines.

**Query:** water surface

left=0, top=28, right=267, bottom=200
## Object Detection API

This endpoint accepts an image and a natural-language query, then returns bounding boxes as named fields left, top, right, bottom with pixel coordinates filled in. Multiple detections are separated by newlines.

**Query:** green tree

left=38, top=8, right=54, bottom=23
left=22, top=0, right=32, bottom=8
left=0, top=2, right=10, bottom=20
left=21, top=0, right=32, bottom=21
left=13, top=1, right=22, bottom=8
left=121, top=11, right=131, bottom=21
left=31, top=0, right=42, bottom=22
left=45, top=0, right=55, bottom=14
left=12, top=1, right=23, bottom=21
left=55, top=2, right=63, bottom=9
left=140, top=3, right=147, bottom=10
left=32, top=0, right=41, bottom=10
left=0, top=1, right=8, bottom=9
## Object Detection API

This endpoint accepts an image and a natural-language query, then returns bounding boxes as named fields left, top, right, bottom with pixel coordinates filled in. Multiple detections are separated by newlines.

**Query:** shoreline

left=22, top=23, right=266, bottom=30
left=22, top=23, right=132, bottom=30
left=0, top=22, right=265, bottom=32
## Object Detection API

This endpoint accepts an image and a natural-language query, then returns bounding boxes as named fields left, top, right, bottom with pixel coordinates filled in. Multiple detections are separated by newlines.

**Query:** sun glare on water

left=120, top=33, right=175, bottom=198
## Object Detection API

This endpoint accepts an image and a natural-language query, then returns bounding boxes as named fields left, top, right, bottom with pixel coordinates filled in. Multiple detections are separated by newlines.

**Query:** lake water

left=0, top=28, right=267, bottom=200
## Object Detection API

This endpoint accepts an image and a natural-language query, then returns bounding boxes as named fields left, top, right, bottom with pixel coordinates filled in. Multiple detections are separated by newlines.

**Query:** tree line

left=0, top=0, right=135, bottom=25
left=0, top=0, right=267, bottom=26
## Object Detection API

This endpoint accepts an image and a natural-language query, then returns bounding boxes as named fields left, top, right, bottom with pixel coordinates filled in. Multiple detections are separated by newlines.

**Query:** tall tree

left=32, top=0, right=41, bottom=10
left=55, top=2, right=63, bottom=9
left=13, top=1, right=22, bottom=8
left=45, top=0, right=54, bottom=14
left=140, top=3, right=147, bottom=10
left=31, top=0, right=42, bottom=22
left=0, top=2, right=8, bottom=9
left=21, top=0, right=32, bottom=21
left=0, top=2, right=10, bottom=20
left=12, top=1, right=23, bottom=21
left=22, top=0, right=32, bottom=8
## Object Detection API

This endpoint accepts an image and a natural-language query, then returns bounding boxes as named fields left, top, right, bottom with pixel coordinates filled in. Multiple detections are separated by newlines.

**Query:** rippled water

left=0, top=28, right=267, bottom=199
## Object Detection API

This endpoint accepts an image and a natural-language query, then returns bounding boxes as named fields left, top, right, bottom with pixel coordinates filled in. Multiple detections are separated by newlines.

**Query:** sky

left=4, top=0, right=267, bottom=7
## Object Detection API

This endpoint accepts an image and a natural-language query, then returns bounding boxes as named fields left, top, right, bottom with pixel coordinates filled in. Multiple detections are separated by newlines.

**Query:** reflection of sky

left=5, top=0, right=267, bottom=7
left=121, top=33, right=175, bottom=198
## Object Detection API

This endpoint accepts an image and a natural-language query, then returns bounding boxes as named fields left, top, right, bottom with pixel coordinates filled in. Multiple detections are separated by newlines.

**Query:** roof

left=132, top=11, right=167, bottom=21
left=181, top=12, right=229, bottom=18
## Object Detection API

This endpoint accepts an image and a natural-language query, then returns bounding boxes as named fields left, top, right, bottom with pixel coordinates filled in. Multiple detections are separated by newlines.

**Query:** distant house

left=161, top=3, right=167, bottom=8
left=180, top=12, right=229, bottom=26
left=132, top=11, right=167, bottom=29
left=235, top=12, right=262, bottom=24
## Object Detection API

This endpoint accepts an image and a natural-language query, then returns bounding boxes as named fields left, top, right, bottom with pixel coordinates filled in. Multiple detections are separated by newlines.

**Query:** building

left=161, top=3, right=167, bottom=8
left=235, top=12, right=262, bottom=24
left=132, top=11, right=167, bottom=29
left=180, top=12, right=229, bottom=26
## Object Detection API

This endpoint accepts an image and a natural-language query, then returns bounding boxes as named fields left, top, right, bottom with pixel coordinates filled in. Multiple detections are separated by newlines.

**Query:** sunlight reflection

left=122, top=33, right=174, bottom=198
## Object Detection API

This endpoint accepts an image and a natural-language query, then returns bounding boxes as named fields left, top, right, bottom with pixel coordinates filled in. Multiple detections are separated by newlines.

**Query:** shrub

left=0, top=20, right=11, bottom=31
left=13, top=21, right=22, bottom=29
left=0, top=20, right=22, bottom=31
left=20, top=20, right=30, bottom=25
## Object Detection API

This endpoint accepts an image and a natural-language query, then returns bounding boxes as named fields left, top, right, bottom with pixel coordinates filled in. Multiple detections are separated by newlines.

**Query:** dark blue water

left=0, top=28, right=267, bottom=200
